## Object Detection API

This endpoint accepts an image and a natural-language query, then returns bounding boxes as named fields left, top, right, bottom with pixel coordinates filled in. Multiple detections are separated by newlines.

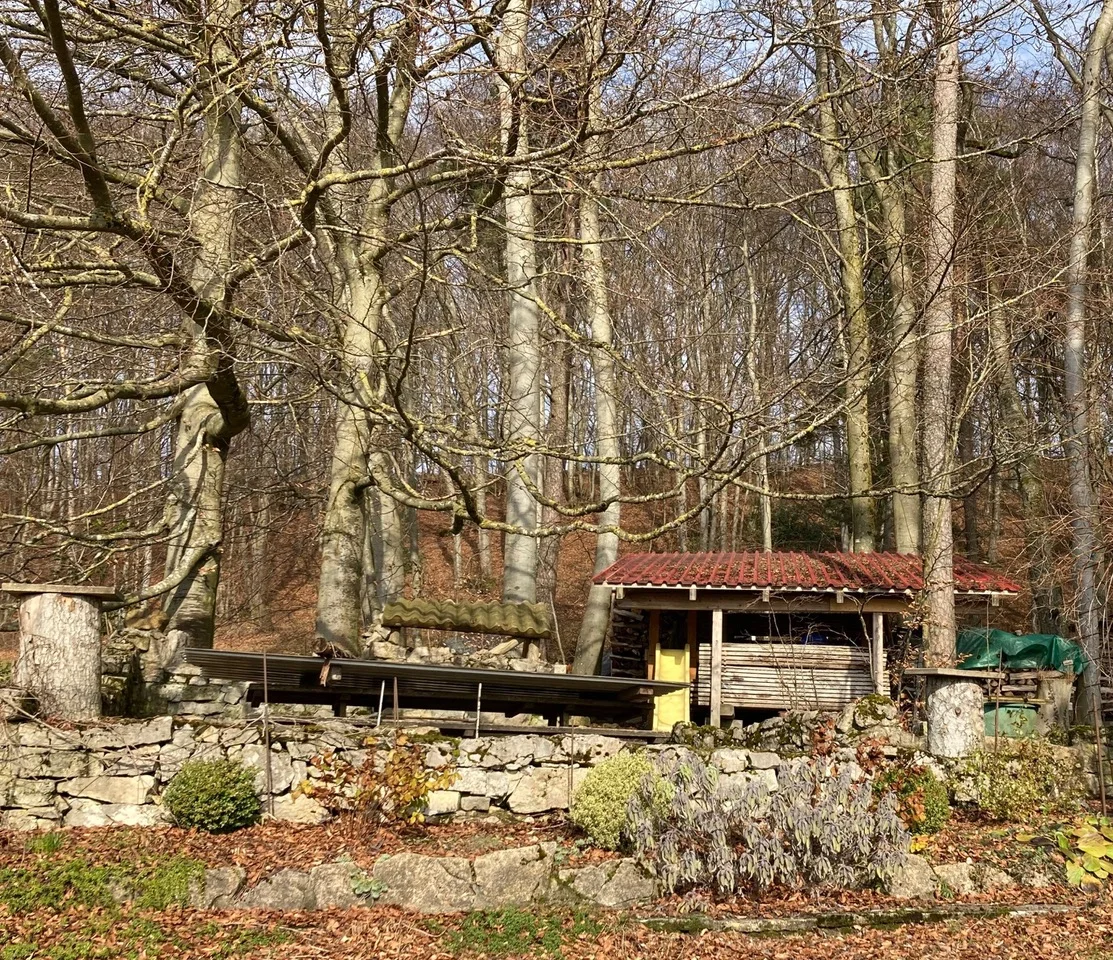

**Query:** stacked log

left=608, top=609, right=648, bottom=678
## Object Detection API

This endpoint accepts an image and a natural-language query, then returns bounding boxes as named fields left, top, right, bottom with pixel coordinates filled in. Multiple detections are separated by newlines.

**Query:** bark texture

left=15, top=593, right=101, bottom=720
left=161, top=9, right=249, bottom=657
left=573, top=3, right=620, bottom=675
left=1062, top=0, right=1113, bottom=718
left=814, top=2, right=875, bottom=552
left=921, top=0, right=960, bottom=668
left=500, top=0, right=542, bottom=613
left=925, top=677, right=983, bottom=758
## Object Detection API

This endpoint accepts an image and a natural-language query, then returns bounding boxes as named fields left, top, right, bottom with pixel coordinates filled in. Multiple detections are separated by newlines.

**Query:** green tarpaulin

left=956, top=628, right=1086, bottom=674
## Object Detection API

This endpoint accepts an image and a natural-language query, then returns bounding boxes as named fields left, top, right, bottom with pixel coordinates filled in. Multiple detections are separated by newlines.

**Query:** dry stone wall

left=0, top=698, right=1102, bottom=831
left=0, top=700, right=911, bottom=830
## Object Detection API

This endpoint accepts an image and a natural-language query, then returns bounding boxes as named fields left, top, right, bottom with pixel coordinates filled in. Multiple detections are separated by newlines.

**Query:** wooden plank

left=710, top=608, right=723, bottom=726
left=702, top=644, right=871, bottom=669
left=905, top=667, right=1004, bottom=679
left=2, top=582, right=121, bottom=600
left=687, top=611, right=698, bottom=684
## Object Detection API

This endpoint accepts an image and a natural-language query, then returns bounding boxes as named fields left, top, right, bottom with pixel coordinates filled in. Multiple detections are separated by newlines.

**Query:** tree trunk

left=742, top=235, right=772, bottom=550
left=15, top=593, right=101, bottom=720
left=1063, top=0, right=1113, bottom=718
left=861, top=2, right=921, bottom=553
left=988, top=280, right=1062, bottom=633
left=574, top=10, right=621, bottom=674
left=925, top=677, right=983, bottom=758
left=315, top=272, right=381, bottom=655
left=814, top=1, right=875, bottom=552
left=160, top=5, right=247, bottom=658
left=921, top=0, right=960, bottom=671
left=499, top=0, right=542, bottom=622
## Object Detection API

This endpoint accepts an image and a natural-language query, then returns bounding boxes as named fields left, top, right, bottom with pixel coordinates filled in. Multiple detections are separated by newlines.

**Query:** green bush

left=957, top=738, right=1082, bottom=821
left=874, top=763, right=951, bottom=835
left=569, top=753, right=654, bottom=851
left=162, top=759, right=261, bottom=833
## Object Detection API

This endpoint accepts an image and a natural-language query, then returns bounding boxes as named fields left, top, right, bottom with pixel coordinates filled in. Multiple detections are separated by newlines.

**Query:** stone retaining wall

left=185, top=845, right=658, bottom=913
left=0, top=698, right=1101, bottom=831
left=0, top=698, right=913, bottom=830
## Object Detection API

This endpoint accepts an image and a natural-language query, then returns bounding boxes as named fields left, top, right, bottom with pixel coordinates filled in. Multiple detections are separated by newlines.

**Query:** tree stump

left=925, top=676, right=983, bottom=758
left=13, top=591, right=103, bottom=720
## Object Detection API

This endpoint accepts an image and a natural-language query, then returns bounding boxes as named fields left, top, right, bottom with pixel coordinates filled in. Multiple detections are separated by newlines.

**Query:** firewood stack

left=608, top=608, right=648, bottom=678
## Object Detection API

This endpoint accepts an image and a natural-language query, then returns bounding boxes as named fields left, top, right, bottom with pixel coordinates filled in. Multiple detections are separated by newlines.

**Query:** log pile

left=608, top=608, right=648, bottom=678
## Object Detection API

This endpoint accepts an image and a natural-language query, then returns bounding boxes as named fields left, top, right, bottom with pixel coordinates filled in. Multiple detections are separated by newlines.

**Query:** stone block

left=271, top=793, right=329, bottom=825
left=374, top=854, right=477, bottom=913
left=239, top=744, right=294, bottom=794
left=239, top=869, right=316, bottom=910
left=452, top=767, right=490, bottom=795
left=63, top=799, right=165, bottom=827
left=191, top=866, right=247, bottom=908
left=747, top=751, right=780, bottom=770
left=593, top=859, right=658, bottom=908
left=174, top=701, right=228, bottom=717
left=507, top=766, right=586, bottom=814
left=2, top=806, right=63, bottom=831
left=932, top=862, right=1012, bottom=896
left=460, top=796, right=490, bottom=812
left=310, top=862, right=362, bottom=909
left=473, top=845, right=549, bottom=906
left=425, top=790, right=461, bottom=816
left=884, top=854, right=936, bottom=899
left=710, top=748, right=750, bottom=774
left=85, top=717, right=174, bottom=750
left=13, top=750, right=88, bottom=779
left=89, top=746, right=159, bottom=778
left=59, top=775, right=155, bottom=805
left=479, top=735, right=557, bottom=770
left=12, top=778, right=55, bottom=807
left=560, top=735, right=624, bottom=765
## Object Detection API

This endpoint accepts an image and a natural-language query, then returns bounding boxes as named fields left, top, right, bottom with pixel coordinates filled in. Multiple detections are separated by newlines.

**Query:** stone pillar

left=4, top=583, right=119, bottom=721
left=925, top=676, right=983, bottom=758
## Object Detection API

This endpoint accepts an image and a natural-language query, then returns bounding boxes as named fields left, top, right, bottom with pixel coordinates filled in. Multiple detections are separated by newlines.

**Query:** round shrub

left=570, top=752, right=654, bottom=851
left=162, top=759, right=261, bottom=833
left=875, top=764, right=950, bottom=835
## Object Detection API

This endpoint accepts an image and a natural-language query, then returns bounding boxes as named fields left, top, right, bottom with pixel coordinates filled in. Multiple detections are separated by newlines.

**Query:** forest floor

left=2, top=813, right=1111, bottom=959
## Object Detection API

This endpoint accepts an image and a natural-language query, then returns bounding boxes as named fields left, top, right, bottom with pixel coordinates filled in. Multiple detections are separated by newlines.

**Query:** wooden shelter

left=594, top=551, right=1022, bottom=730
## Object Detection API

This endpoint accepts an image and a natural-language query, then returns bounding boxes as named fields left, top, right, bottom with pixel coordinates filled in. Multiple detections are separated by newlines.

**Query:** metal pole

left=1091, top=685, right=1107, bottom=816
left=376, top=680, right=385, bottom=728
left=475, top=682, right=483, bottom=738
left=262, top=650, right=274, bottom=816
left=392, top=675, right=399, bottom=724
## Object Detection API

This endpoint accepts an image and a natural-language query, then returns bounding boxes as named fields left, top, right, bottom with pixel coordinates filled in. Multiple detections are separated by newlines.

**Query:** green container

left=983, top=703, right=1039, bottom=738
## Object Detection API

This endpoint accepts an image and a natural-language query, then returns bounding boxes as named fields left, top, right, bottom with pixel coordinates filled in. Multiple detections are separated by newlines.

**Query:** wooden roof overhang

left=596, top=551, right=1022, bottom=615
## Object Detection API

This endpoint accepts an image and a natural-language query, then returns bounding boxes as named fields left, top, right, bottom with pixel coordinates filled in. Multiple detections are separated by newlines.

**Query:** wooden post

left=3, top=583, right=119, bottom=721
left=872, top=612, right=886, bottom=696
left=646, top=610, right=660, bottom=680
left=710, top=608, right=723, bottom=726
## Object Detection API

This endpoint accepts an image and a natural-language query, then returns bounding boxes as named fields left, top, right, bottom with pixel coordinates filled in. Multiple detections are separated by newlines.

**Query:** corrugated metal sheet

left=596, top=551, right=1022, bottom=595
left=380, top=598, right=552, bottom=640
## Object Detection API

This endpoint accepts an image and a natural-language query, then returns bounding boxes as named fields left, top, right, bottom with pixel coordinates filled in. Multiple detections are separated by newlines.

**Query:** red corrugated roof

left=594, top=551, right=1021, bottom=595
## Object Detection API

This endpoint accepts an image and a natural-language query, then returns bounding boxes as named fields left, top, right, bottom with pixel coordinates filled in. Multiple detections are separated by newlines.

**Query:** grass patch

left=2, top=916, right=293, bottom=960
left=445, top=907, right=604, bottom=958
left=0, top=845, right=205, bottom=913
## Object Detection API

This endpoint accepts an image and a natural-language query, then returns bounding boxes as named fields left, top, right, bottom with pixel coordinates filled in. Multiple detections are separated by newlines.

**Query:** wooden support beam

left=647, top=610, right=660, bottom=680
left=872, top=611, right=886, bottom=696
left=710, top=608, right=723, bottom=727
